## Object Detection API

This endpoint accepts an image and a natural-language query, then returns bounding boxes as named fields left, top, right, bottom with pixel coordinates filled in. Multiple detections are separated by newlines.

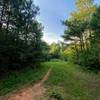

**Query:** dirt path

left=1, top=68, right=52, bottom=100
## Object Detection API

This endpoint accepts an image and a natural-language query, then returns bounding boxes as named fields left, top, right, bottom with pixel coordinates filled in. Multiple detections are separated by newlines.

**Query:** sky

left=34, top=0, right=100, bottom=44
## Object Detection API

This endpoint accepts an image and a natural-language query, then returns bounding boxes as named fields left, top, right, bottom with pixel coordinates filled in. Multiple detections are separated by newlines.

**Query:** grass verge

left=43, top=61, right=100, bottom=100
left=0, top=65, right=49, bottom=96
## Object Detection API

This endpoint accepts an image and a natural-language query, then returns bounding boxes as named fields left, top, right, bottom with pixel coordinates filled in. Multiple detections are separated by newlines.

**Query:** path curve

left=1, top=68, right=52, bottom=100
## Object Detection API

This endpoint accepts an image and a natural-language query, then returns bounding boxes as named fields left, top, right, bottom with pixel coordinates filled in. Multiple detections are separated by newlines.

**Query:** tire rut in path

left=1, top=68, right=52, bottom=100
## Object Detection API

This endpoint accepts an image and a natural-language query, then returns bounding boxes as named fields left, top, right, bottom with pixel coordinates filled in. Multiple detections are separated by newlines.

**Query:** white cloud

left=42, top=32, right=63, bottom=44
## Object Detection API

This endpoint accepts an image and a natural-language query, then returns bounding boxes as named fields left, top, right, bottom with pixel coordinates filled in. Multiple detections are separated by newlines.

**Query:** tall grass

left=43, top=61, right=100, bottom=100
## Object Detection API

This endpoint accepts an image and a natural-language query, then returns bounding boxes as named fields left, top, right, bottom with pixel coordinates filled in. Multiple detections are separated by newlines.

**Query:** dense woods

left=0, top=0, right=100, bottom=99
left=62, top=0, right=100, bottom=70
left=0, top=0, right=44, bottom=71
left=0, top=0, right=99, bottom=73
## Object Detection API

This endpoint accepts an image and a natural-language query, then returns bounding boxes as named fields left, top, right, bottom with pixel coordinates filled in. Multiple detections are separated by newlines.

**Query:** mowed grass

left=43, top=61, right=100, bottom=100
left=0, top=65, right=49, bottom=95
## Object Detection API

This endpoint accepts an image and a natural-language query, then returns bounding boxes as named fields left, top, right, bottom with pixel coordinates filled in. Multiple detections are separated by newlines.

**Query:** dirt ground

left=0, top=68, right=51, bottom=100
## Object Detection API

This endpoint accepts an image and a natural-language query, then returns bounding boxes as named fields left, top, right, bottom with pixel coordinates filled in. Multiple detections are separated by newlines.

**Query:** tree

left=50, top=43, right=61, bottom=59
left=0, top=0, right=44, bottom=71
left=41, top=41, right=50, bottom=61
left=63, top=0, right=100, bottom=70
left=89, top=6, right=100, bottom=69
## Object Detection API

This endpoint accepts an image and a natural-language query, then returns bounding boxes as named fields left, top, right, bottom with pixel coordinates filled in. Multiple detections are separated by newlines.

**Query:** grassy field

left=0, top=61, right=100, bottom=100
left=43, top=61, right=100, bottom=100
left=0, top=65, right=49, bottom=95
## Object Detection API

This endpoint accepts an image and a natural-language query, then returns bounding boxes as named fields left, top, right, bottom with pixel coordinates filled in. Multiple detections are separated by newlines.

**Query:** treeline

left=0, top=0, right=44, bottom=72
left=63, top=0, right=100, bottom=70
left=42, top=42, right=71, bottom=61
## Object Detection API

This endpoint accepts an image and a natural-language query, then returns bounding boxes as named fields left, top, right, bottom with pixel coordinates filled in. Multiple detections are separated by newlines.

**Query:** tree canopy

left=0, top=0, right=44, bottom=70
left=63, top=0, right=100, bottom=70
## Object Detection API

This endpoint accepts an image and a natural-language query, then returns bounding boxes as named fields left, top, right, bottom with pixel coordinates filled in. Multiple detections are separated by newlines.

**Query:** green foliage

left=50, top=92, right=63, bottom=100
left=79, top=50, right=100, bottom=71
left=60, top=45, right=76, bottom=61
left=50, top=59, right=62, bottom=62
left=63, top=0, right=100, bottom=70
left=43, top=61, right=100, bottom=100
left=60, top=50, right=68, bottom=61
left=81, top=6, right=100, bottom=69
left=41, top=41, right=51, bottom=61
left=0, top=64, right=49, bottom=95
left=49, top=43, right=61, bottom=59
left=0, top=0, right=44, bottom=71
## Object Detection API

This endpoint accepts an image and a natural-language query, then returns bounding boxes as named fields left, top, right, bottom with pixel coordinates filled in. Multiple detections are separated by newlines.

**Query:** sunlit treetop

left=70, top=0, right=96, bottom=21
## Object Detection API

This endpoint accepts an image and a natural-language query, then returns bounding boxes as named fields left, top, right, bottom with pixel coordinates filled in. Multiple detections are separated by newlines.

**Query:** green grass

left=0, top=61, right=100, bottom=99
left=43, top=61, right=100, bottom=100
left=0, top=65, right=49, bottom=95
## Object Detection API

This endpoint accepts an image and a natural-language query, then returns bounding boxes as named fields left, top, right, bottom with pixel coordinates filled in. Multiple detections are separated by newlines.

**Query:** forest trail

left=1, top=68, right=52, bottom=100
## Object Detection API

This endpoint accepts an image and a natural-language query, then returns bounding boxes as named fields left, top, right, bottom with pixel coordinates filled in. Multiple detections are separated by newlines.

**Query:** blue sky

left=34, top=0, right=100, bottom=44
